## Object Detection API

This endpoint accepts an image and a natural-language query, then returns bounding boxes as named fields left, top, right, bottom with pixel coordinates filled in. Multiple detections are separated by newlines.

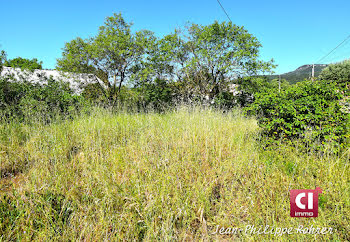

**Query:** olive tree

left=57, top=13, right=154, bottom=106
left=131, top=30, right=189, bottom=85
left=182, top=21, right=274, bottom=101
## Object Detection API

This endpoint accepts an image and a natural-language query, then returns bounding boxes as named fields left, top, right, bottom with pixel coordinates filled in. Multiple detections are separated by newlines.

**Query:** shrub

left=4, top=57, right=43, bottom=71
left=247, top=80, right=349, bottom=151
left=319, top=60, right=350, bottom=84
left=0, top=77, right=88, bottom=123
left=213, top=91, right=235, bottom=109
left=236, top=76, right=290, bottom=107
left=137, top=78, right=175, bottom=111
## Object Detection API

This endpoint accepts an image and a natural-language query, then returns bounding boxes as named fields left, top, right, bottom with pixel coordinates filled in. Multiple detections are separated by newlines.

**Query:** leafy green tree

left=132, top=31, right=188, bottom=84
left=4, top=57, right=43, bottom=71
left=183, top=21, right=274, bottom=101
left=319, top=60, right=350, bottom=83
left=319, top=60, right=350, bottom=94
left=57, top=13, right=154, bottom=106
left=135, top=21, right=275, bottom=105
left=57, top=37, right=95, bottom=75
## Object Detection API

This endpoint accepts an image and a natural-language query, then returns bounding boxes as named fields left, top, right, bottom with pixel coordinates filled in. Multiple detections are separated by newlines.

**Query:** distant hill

left=266, top=64, right=328, bottom=84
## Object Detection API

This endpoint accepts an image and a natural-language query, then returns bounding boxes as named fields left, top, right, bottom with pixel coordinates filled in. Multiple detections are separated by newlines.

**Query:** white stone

left=0, top=67, right=106, bottom=95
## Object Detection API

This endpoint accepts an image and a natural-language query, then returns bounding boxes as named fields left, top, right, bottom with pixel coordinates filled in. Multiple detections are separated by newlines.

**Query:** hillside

left=266, top=64, right=328, bottom=84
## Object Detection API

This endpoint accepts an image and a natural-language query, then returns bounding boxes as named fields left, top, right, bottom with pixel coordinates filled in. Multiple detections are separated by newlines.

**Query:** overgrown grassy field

left=0, top=107, right=349, bottom=240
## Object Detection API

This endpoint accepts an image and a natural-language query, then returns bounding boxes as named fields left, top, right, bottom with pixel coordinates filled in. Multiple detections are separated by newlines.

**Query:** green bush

left=247, top=80, right=349, bottom=151
left=213, top=91, right=235, bottom=109
left=319, top=60, right=350, bottom=84
left=137, top=78, right=176, bottom=111
left=0, top=78, right=88, bottom=123
left=236, top=76, right=290, bottom=107
left=4, top=57, right=43, bottom=71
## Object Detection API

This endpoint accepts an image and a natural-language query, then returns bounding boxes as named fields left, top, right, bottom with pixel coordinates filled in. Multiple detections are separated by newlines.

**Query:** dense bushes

left=247, top=80, right=349, bottom=151
left=2, top=73, right=349, bottom=154
left=319, top=60, right=350, bottom=85
left=4, top=57, right=43, bottom=71
left=0, top=78, right=88, bottom=123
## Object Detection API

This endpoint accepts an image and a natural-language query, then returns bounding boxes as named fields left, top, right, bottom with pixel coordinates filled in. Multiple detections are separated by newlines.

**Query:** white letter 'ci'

left=295, top=192, right=313, bottom=209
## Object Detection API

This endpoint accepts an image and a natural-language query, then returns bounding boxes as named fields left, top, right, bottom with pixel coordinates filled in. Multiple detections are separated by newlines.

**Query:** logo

left=290, top=187, right=322, bottom=217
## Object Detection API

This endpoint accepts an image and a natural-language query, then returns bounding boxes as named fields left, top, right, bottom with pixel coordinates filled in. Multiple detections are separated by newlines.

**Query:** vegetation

left=57, top=13, right=157, bottom=106
left=180, top=21, right=274, bottom=101
left=247, top=80, right=349, bottom=152
left=0, top=108, right=349, bottom=240
left=0, top=50, right=6, bottom=73
left=57, top=13, right=274, bottom=106
left=319, top=60, right=350, bottom=87
left=0, top=12, right=349, bottom=240
left=4, top=57, right=43, bottom=71
left=0, top=78, right=87, bottom=123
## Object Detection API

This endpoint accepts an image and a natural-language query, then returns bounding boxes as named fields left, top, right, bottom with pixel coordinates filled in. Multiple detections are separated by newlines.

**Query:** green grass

left=0, top=107, right=349, bottom=240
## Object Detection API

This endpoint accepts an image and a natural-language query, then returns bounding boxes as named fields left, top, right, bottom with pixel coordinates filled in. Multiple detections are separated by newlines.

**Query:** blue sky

left=1, top=0, right=349, bottom=74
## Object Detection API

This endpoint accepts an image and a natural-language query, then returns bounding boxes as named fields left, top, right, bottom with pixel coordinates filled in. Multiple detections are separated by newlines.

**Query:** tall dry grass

left=0, top=107, right=349, bottom=240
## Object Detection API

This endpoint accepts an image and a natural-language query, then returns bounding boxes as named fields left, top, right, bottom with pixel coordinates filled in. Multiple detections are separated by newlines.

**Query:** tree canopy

left=319, top=60, right=350, bottom=84
left=4, top=57, right=43, bottom=71
left=57, top=13, right=274, bottom=105
left=57, top=13, right=155, bottom=105
left=182, top=21, right=274, bottom=100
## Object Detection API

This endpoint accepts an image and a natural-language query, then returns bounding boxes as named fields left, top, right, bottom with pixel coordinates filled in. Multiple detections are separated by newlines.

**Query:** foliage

left=137, top=78, right=176, bottom=111
left=247, top=80, right=349, bottom=151
left=213, top=91, right=235, bottom=109
left=236, top=76, right=290, bottom=107
left=81, top=83, right=108, bottom=104
left=182, top=21, right=275, bottom=101
left=0, top=77, right=87, bottom=123
left=0, top=108, right=349, bottom=240
left=0, top=50, right=6, bottom=73
left=4, top=57, right=43, bottom=71
left=319, top=60, right=350, bottom=89
left=132, top=21, right=275, bottom=106
left=57, top=13, right=154, bottom=106
left=57, top=14, right=275, bottom=107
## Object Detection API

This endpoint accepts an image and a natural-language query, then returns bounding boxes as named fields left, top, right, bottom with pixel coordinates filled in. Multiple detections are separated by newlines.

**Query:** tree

left=130, top=30, right=192, bottom=106
left=5, top=57, right=43, bottom=71
left=0, top=50, right=7, bottom=73
left=132, top=32, right=179, bottom=84
left=183, top=21, right=274, bottom=101
left=57, top=13, right=154, bottom=106
left=57, top=37, right=95, bottom=74
left=57, top=37, right=109, bottom=101
left=319, top=60, right=350, bottom=87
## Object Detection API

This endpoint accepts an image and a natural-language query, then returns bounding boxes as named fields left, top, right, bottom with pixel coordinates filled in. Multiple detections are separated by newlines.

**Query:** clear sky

left=1, top=0, right=349, bottom=74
